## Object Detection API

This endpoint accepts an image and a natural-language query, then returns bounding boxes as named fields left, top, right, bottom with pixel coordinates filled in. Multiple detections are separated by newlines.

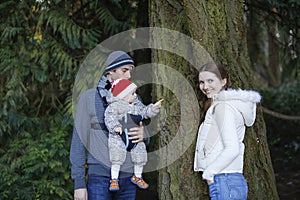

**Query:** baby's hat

left=111, top=79, right=137, bottom=99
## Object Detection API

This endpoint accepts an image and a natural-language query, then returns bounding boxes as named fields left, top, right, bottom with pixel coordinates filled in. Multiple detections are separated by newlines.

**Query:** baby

left=104, top=79, right=163, bottom=191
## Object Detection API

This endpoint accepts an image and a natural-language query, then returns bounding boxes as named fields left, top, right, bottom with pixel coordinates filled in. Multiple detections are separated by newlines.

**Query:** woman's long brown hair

left=199, top=62, right=229, bottom=123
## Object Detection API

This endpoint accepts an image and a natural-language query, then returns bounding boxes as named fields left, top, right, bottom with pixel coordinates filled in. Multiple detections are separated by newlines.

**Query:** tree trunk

left=149, top=0, right=279, bottom=199
left=246, top=0, right=280, bottom=86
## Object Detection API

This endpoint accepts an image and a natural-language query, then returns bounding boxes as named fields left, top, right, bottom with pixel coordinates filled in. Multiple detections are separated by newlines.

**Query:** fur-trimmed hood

left=212, top=88, right=261, bottom=126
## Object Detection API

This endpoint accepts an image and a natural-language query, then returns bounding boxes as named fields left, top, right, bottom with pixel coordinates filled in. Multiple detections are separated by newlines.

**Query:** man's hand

left=128, top=121, right=145, bottom=143
left=74, top=188, right=88, bottom=200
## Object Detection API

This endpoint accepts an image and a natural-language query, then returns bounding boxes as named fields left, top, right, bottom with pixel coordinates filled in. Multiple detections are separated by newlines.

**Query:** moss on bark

left=149, top=0, right=279, bottom=199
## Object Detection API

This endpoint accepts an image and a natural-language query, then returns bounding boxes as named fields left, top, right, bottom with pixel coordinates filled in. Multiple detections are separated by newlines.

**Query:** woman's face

left=199, top=71, right=227, bottom=98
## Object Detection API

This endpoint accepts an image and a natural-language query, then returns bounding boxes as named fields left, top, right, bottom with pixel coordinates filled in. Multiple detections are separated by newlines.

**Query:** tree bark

left=149, top=0, right=279, bottom=199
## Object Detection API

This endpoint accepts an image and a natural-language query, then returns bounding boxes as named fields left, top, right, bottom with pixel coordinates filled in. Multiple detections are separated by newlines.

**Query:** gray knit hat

left=105, top=51, right=135, bottom=73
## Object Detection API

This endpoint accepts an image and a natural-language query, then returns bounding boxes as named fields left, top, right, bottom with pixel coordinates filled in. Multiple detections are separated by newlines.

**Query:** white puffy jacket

left=194, top=89, right=261, bottom=182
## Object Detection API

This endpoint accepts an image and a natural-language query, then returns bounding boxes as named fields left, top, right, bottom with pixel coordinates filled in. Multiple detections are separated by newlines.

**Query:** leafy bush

left=260, top=79, right=300, bottom=171
left=0, top=114, right=73, bottom=200
left=0, top=0, right=146, bottom=198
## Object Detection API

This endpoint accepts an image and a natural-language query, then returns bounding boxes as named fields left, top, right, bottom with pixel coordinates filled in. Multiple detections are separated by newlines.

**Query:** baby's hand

left=114, top=127, right=122, bottom=135
left=153, top=99, right=164, bottom=110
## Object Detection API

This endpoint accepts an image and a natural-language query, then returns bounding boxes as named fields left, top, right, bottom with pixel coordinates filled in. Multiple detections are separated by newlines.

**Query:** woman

left=194, top=62, right=261, bottom=200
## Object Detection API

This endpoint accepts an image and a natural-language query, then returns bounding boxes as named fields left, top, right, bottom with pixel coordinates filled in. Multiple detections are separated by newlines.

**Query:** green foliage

left=0, top=113, right=73, bottom=200
left=260, top=79, right=300, bottom=170
left=0, top=0, right=145, bottom=198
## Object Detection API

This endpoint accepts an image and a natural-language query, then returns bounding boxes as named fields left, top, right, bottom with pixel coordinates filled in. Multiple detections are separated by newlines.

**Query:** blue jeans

left=87, top=175, right=136, bottom=200
left=208, top=173, right=248, bottom=200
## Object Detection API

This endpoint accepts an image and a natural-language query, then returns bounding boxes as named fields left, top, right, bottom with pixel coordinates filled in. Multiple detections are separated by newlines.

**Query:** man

left=70, top=51, right=147, bottom=200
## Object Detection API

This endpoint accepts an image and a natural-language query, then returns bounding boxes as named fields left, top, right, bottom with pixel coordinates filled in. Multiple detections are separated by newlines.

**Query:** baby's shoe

left=109, top=179, right=119, bottom=191
left=130, top=175, right=149, bottom=189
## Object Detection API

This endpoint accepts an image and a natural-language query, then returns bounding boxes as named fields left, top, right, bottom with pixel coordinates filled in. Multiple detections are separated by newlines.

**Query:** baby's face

left=124, top=90, right=137, bottom=104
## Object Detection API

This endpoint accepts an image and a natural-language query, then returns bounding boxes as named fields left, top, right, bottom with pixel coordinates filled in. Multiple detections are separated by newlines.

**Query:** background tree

left=149, top=0, right=279, bottom=199
left=245, top=1, right=300, bottom=198
left=246, top=0, right=299, bottom=86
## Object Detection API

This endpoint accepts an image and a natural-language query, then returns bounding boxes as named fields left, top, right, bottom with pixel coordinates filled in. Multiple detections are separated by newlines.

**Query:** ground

left=275, top=169, right=300, bottom=200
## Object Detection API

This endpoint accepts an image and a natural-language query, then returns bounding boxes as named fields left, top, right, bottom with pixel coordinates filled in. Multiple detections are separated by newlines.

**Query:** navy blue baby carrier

left=119, top=113, right=144, bottom=151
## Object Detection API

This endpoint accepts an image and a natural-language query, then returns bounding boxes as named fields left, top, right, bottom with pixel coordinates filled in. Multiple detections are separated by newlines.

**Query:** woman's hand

left=74, top=188, right=88, bottom=200
left=206, top=180, right=214, bottom=185
left=128, top=122, right=145, bottom=143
